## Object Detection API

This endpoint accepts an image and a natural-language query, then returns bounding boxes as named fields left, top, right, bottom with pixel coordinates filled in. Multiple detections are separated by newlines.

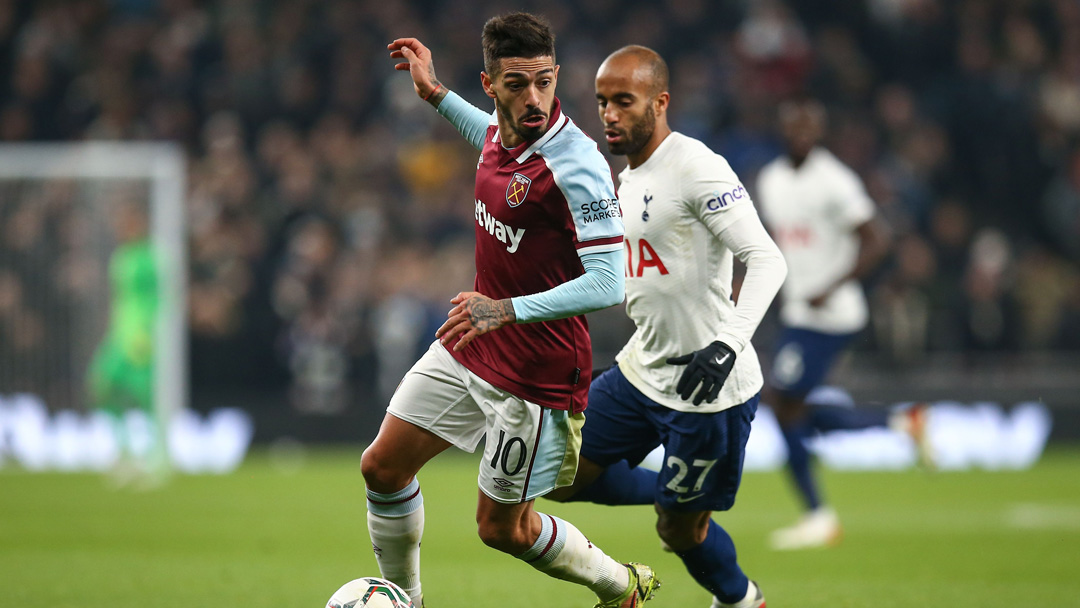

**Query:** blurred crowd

left=2, top=0, right=1080, bottom=413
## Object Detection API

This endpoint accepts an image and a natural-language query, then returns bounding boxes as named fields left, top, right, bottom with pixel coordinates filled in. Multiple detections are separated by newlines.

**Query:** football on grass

left=325, top=577, right=414, bottom=608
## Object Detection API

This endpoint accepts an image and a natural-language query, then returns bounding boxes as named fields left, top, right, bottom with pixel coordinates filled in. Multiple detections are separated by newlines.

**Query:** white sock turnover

left=366, top=479, right=425, bottom=603
left=516, top=512, right=630, bottom=602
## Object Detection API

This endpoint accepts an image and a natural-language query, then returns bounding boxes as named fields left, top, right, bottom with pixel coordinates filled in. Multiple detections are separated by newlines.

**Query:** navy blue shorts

left=580, top=365, right=758, bottom=512
left=768, top=326, right=857, bottom=399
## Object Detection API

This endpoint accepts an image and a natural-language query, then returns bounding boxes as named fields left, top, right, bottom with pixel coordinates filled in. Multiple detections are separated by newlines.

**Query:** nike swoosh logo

left=676, top=493, right=705, bottom=503
left=712, top=352, right=731, bottom=367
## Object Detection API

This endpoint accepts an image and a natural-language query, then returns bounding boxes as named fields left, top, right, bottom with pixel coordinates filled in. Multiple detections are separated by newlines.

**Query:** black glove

left=666, top=341, right=736, bottom=406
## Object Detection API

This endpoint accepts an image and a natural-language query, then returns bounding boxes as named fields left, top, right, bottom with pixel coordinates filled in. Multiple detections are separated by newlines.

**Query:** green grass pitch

left=2, top=447, right=1079, bottom=607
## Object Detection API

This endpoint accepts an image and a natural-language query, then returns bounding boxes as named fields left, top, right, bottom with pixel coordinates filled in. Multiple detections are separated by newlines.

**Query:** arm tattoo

left=468, top=297, right=515, bottom=332
left=427, top=78, right=448, bottom=108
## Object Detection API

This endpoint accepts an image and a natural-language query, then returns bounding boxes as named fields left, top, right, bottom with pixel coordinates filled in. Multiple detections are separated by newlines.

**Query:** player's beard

left=607, top=105, right=656, bottom=157
left=495, top=95, right=548, bottom=143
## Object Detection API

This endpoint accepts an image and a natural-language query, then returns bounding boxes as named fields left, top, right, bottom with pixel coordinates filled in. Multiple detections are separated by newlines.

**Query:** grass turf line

left=1, top=447, right=1078, bottom=607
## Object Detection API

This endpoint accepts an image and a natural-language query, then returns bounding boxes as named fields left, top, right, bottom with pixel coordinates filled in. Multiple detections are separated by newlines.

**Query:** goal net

left=0, top=143, right=187, bottom=464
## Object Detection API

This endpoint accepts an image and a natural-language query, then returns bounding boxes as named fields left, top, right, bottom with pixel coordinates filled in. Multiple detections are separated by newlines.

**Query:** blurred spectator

left=1041, top=146, right=1080, bottom=263
left=963, top=228, right=1019, bottom=351
left=735, top=0, right=812, bottom=99
left=872, top=233, right=934, bottom=363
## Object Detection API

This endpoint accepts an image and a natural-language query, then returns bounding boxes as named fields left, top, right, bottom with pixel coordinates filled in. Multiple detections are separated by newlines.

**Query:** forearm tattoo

left=427, top=76, right=448, bottom=107
left=467, top=297, right=515, bottom=332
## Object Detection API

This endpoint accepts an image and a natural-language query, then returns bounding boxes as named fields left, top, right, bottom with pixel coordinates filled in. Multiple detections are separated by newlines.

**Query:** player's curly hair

left=482, top=12, right=556, bottom=76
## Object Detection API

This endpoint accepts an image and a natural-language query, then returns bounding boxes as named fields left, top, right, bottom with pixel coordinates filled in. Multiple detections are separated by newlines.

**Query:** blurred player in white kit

left=756, top=99, right=925, bottom=550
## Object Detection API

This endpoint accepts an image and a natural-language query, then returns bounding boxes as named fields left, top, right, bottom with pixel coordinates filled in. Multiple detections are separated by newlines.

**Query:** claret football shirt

left=448, top=97, right=624, bottom=413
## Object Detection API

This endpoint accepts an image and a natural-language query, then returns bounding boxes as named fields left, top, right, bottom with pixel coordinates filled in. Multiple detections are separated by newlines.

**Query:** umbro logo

left=493, top=478, right=515, bottom=488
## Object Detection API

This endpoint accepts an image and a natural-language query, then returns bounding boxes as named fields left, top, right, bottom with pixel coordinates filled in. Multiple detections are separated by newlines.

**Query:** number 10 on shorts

left=480, top=429, right=532, bottom=503
left=489, top=430, right=528, bottom=476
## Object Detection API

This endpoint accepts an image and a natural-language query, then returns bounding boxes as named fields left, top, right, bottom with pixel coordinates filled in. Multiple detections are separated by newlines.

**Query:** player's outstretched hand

left=387, top=38, right=442, bottom=101
left=666, top=341, right=737, bottom=405
left=437, top=291, right=516, bottom=352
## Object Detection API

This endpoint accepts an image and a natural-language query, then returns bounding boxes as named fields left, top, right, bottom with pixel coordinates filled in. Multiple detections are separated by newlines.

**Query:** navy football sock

left=807, top=403, right=889, bottom=432
left=781, top=420, right=822, bottom=511
left=566, top=459, right=657, bottom=505
left=676, top=519, right=749, bottom=605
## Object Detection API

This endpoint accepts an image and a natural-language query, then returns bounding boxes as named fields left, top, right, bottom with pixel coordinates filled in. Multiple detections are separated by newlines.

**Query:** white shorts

left=387, top=341, right=583, bottom=504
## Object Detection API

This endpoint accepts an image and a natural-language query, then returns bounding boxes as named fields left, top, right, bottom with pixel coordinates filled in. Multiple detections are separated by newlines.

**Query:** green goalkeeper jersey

left=108, top=239, right=159, bottom=363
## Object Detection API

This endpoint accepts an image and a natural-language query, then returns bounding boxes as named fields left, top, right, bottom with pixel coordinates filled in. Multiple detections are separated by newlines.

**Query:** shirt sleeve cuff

left=713, top=331, right=747, bottom=354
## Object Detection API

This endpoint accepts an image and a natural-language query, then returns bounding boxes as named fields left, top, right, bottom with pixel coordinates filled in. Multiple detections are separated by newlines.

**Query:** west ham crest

left=506, top=172, right=532, bottom=207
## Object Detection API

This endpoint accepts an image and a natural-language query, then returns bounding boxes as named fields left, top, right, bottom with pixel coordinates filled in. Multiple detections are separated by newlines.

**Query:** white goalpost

left=0, top=142, right=187, bottom=428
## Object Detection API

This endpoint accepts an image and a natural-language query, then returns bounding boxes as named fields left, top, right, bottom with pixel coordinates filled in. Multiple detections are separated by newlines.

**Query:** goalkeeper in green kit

left=88, top=202, right=165, bottom=486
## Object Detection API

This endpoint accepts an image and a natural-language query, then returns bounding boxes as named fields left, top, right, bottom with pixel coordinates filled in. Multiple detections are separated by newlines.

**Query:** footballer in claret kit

left=362, top=13, right=660, bottom=608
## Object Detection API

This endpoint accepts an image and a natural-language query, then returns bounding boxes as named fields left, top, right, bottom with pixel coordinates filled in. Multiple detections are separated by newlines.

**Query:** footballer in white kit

left=614, top=131, right=776, bottom=416
left=755, top=99, right=901, bottom=552
left=550, top=47, right=784, bottom=608
left=756, top=139, right=876, bottom=342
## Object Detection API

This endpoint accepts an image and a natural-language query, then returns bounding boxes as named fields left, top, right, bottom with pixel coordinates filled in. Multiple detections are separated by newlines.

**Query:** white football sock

left=366, top=479, right=425, bottom=603
left=712, top=580, right=758, bottom=608
left=516, top=512, right=630, bottom=602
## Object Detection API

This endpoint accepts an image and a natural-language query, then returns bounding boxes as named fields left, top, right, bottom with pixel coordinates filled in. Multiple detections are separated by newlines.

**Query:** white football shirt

left=614, top=132, right=786, bottom=413
left=756, top=147, right=875, bottom=334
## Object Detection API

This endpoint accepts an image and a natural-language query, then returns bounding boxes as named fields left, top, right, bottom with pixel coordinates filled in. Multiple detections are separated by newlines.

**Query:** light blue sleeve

left=436, top=90, right=492, bottom=151
left=541, top=128, right=624, bottom=245
left=510, top=248, right=625, bottom=323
